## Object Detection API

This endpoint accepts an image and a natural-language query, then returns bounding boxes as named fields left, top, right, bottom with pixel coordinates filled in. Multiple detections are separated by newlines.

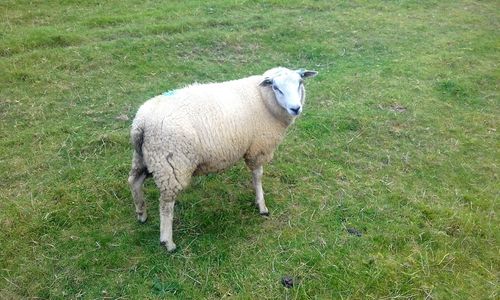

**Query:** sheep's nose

left=290, top=106, right=301, bottom=115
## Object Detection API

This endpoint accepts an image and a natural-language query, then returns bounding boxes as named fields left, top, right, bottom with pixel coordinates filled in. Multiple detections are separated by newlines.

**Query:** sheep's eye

left=272, top=85, right=283, bottom=95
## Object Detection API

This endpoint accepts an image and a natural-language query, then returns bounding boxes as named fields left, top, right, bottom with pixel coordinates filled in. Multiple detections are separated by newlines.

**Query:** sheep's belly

left=193, top=155, right=242, bottom=176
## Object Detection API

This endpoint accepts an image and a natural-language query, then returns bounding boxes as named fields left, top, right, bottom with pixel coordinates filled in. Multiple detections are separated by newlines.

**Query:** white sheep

left=128, top=67, right=318, bottom=252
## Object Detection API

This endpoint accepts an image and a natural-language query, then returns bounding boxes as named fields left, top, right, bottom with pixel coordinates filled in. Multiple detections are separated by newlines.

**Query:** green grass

left=1, top=0, right=498, bottom=298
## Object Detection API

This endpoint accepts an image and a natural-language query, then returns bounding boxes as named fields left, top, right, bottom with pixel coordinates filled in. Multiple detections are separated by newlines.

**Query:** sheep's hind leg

left=128, top=152, right=148, bottom=223
left=252, top=165, right=269, bottom=216
left=159, top=193, right=177, bottom=252
left=154, top=154, right=192, bottom=253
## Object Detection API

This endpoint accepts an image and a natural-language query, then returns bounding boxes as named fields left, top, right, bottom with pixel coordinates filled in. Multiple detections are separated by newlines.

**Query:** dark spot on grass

left=281, top=276, right=294, bottom=288
left=347, top=227, right=362, bottom=237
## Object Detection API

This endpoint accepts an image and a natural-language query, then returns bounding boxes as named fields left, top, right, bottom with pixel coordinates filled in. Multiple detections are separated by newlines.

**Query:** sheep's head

left=260, top=67, right=318, bottom=117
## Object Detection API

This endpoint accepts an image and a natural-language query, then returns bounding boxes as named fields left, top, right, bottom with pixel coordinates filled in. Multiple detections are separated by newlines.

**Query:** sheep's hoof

left=160, top=241, right=177, bottom=253
left=137, top=212, right=148, bottom=223
left=260, top=211, right=270, bottom=217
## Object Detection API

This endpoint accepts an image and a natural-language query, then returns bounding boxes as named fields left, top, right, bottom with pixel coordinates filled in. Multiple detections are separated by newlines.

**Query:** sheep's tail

left=131, top=121, right=145, bottom=157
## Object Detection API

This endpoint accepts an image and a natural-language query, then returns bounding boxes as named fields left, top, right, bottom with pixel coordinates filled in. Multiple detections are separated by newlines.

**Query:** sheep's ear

left=260, top=77, right=273, bottom=86
left=297, top=69, right=318, bottom=79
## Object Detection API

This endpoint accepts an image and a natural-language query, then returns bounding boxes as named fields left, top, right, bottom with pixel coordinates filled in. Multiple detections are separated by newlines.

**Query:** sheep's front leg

left=159, top=196, right=176, bottom=252
left=252, top=165, right=269, bottom=216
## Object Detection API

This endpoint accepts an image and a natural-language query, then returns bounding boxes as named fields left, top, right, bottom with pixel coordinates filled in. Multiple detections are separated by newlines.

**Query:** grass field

left=1, top=0, right=498, bottom=298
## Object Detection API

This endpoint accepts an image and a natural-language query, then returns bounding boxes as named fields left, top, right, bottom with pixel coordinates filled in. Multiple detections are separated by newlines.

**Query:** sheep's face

left=261, top=68, right=318, bottom=117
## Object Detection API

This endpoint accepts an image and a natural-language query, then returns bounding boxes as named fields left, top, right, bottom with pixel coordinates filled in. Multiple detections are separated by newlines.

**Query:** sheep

left=128, top=67, right=318, bottom=252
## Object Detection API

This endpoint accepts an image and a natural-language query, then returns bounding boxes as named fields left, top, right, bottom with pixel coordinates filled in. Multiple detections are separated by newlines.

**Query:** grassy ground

left=1, top=0, right=498, bottom=298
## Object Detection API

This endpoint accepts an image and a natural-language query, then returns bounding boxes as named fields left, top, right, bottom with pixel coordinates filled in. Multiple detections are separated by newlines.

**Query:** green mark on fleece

left=162, top=90, right=176, bottom=96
